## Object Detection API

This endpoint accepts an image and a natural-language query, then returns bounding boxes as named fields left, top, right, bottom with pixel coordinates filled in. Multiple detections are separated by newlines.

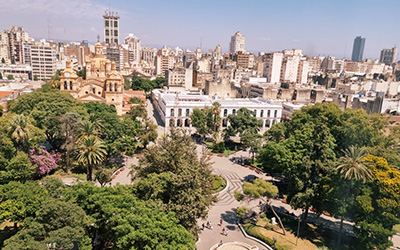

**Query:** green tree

left=7, top=114, right=35, bottom=150
left=7, top=74, right=14, bottom=80
left=0, top=72, right=2, bottom=79
left=3, top=199, right=91, bottom=250
left=353, top=155, right=400, bottom=250
left=335, top=146, right=372, bottom=247
left=59, top=113, right=81, bottom=172
left=0, top=105, right=3, bottom=117
left=138, top=119, right=158, bottom=148
left=190, top=108, right=209, bottom=137
left=1, top=58, right=5, bottom=63
left=242, top=178, right=285, bottom=235
left=1, top=151, right=36, bottom=184
left=0, top=181, right=48, bottom=228
left=224, top=108, right=262, bottom=141
left=33, top=74, right=38, bottom=81
left=258, top=109, right=337, bottom=231
left=94, top=168, right=112, bottom=187
left=76, top=135, right=107, bottom=181
left=133, top=130, right=215, bottom=232
left=124, top=77, right=131, bottom=90
left=63, top=183, right=194, bottom=249
left=129, top=103, right=147, bottom=120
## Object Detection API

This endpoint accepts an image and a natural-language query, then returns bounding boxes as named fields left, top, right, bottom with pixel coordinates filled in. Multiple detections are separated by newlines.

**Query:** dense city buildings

left=351, top=36, right=366, bottom=62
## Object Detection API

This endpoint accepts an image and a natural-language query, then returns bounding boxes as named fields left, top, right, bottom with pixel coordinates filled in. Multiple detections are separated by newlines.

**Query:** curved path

left=196, top=148, right=271, bottom=250
left=109, top=144, right=356, bottom=250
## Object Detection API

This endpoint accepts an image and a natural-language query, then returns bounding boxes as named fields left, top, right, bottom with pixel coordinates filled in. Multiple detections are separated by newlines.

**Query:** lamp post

left=273, top=236, right=277, bottom=250
left=296, top=215, right=301, bottom=246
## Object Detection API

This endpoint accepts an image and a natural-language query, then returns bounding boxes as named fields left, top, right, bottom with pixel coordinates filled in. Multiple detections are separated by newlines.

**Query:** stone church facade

left=60, top=42, right=124, bottom=115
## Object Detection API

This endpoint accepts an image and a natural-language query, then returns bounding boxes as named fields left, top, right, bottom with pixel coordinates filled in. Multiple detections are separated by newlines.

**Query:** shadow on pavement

left=221, top=209, right=238, bottom=226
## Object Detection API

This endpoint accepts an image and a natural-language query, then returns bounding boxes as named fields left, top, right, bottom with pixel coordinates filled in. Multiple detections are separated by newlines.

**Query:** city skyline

left=0, top=0, right=399, bottom=59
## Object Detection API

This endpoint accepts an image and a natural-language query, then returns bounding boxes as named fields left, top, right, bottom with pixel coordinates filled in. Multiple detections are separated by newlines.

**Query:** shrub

left=234, top=190, right=244, bottom=201
left=212, top=142, right=226, bottom=153
left=236, top=206, right=248, bottom=218
left=245, top=226, right=287, bottom=250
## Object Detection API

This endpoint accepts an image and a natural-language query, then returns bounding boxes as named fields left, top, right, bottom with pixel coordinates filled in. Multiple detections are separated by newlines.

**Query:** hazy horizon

left=1, top=0, right=399, bottom=60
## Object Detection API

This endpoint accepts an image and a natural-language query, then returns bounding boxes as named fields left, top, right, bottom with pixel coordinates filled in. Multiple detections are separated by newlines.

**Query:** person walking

left=221, top=227, right=225, bottom=235
left=220, top=219, right=223, bottom=226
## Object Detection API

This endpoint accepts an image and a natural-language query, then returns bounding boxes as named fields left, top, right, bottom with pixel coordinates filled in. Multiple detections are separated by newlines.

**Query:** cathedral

left=60, top=42, right=124, bottom=115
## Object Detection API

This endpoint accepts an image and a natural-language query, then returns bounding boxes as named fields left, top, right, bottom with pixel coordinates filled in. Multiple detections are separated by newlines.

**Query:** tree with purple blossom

left=29, top=148, right=60, bottom=176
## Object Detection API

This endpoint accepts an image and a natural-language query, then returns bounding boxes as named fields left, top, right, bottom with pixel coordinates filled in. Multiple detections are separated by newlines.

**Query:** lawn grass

left=243, top=211, right=358, bottom=250
left=210, top=174, right=227, bottom=192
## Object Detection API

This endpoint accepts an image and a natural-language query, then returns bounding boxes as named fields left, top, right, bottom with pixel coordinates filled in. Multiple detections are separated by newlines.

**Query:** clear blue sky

left=0, top=0, right=398, bottom=59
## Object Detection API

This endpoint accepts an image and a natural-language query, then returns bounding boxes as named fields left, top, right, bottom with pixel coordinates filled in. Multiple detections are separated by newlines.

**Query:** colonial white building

left=152, top=89, right=282, bottom=133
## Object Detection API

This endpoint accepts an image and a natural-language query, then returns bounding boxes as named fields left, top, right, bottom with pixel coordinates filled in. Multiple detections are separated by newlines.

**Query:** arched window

left=114, top=83, right=117, bottom=92
left=109, top=83, right=112, bottom=91
left=69, top=81, right=72, bottom=90
left=169, top=119, right=175, bottom=127
left=224, top=109, right=228, bottom=117
left=64, top=81, right=67, bottom=90
left=184, top=119, right=190, bottom=127
left=222, top=119, right=228, bottom=127
left=232, top=109, right=236, bottom=115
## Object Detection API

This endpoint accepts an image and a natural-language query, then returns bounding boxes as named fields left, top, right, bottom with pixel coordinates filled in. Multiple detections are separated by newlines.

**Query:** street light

left=296, top=215, right=301, bottom=246
left=273, top=236, right=277, bottom=250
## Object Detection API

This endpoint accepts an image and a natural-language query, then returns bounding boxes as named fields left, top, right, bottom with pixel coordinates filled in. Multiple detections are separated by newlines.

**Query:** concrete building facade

left=103, top=11, right=120, bottom=45
left=229, top=31, right=246, bottom=54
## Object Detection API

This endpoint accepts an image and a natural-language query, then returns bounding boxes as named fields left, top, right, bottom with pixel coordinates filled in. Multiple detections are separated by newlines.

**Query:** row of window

left=105, top=20, right=118, bottom=27
left=105, top=39, right=118, bottom=44
left=169, top=108, right=279, bottom=118
left=105, top=30, right=118, bottom=36
left=168, top=118, right=278, bottom=128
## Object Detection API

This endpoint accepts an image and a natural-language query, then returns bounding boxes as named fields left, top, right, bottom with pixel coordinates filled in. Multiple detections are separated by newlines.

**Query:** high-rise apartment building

left=229, top=31, right=245, bottom=54
left=103, top=11, right=120, bottom=45
left=0, top=26, right=32, bottom=64
left=30, top=42, right=57, bottom=80
left=379, top=46, right=397, bottom=65
left=351, top=36, right=366, bottom=62
left=124, top=33, right=141, bottom=63
left=262, top=52, right=283, bottom=84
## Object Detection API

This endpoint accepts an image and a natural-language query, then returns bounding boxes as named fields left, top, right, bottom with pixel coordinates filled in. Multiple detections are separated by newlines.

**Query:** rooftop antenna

left=97, top=34, right=100, bottom=42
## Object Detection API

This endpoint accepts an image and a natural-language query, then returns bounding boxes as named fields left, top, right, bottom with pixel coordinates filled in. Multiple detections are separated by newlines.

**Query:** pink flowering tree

left=29, top=148, right=60, bottom=176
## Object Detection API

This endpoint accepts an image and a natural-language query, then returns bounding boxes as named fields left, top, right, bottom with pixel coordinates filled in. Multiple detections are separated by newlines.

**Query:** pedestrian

left=221, top=227, right=225, bottom=235
left=202, top=223, right=205, bottom=230
left=220, top=219, right=223, bottom=226
left=210, top=222, right=213, bottom=230
left=225, top=228, right=229, bottom=236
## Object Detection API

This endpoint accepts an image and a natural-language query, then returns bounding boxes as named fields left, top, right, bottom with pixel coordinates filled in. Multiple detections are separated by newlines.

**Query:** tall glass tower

left=351, top=36, right=366, bottom=62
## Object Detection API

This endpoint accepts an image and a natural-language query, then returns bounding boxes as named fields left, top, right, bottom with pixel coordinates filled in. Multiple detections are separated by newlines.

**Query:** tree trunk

left=300, top=206, right=310, bottom=234
left=338, top=183, right=351, bottom=247
left=87, top=164, right=93, bottom=181
left=268, top=201, right=286, bottom=236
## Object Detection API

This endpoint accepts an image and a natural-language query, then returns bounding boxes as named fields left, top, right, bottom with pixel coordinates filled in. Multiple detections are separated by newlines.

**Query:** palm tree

left=76, top=135, right=107, bottom=181
left=76, top=120, right=99, bottom=142
left=336, top=146, right=372, bottom=246
left=7, top=114, right=34, bottom=150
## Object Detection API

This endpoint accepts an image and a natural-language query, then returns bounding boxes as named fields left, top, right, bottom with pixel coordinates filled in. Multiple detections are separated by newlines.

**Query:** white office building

left=152, top=89, right=282, bottom=133
left=229, top=31, right=246, bottom=54
left=30, top=42, right=57, bottom=80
